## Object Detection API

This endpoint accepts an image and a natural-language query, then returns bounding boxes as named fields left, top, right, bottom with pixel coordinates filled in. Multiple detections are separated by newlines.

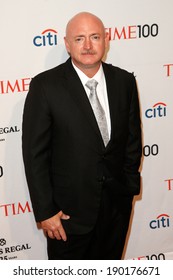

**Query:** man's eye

left=91, top=35, right=100, bottom=40
left=75, top=37, right=84, bottom=42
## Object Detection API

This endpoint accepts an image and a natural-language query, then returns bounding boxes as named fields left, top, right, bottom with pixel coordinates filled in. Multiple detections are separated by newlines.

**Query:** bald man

left=22, top=12, right=142, bottom=260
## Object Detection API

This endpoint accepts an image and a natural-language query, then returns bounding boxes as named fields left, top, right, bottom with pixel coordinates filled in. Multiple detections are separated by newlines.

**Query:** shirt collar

left=71, top=60, right=104, bottom=86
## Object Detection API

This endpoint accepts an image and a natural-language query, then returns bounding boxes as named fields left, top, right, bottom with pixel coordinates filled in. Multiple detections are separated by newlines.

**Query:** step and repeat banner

left=0, top=0, right=173, bottom=260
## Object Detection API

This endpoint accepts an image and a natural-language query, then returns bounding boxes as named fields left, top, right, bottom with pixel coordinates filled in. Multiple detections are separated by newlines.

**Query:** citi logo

left=149, top=214, right=170, bottom=229
left=33, top=28, right=58, bottom=47
left=145, top=102, right=167, bottom=118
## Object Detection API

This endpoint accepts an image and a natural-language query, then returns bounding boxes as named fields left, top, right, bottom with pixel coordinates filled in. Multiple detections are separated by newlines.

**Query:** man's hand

left=40, top=211, right=70, bottom=241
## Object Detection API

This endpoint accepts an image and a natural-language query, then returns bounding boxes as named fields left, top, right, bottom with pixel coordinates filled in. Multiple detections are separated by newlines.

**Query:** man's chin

left=80, top=61, right=101, bottom=69
left=72, top=59, right=101, bottom=71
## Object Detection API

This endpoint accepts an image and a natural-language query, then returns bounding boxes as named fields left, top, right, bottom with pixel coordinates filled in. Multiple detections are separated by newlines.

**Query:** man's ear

left=64, top=37, right=70, bottom=53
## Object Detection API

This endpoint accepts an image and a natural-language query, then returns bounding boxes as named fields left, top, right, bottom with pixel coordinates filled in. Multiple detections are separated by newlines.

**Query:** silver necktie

left=86, top=79, right=109, bottom=146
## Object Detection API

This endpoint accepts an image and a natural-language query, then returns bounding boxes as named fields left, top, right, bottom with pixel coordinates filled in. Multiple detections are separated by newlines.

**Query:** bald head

left=65, top=12, right=105, bottom=39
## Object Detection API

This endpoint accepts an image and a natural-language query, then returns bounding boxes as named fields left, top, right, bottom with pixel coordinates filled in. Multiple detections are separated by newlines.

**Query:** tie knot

left=85, top=79, right=98, bottom=91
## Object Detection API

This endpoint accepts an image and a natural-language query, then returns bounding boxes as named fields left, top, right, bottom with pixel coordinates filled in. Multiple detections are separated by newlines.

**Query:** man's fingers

left=55, top=212, right=69, bottom=241
left=58, top=228, right=67, bottom=241
left=41, top=211, right=70, bottom=241
left=53, top=230, right=62, bottom=240
left=61, top=213, right=70, bottom=220
left=47, top=230, right=55, bottom=239
left=46, top=229, right=64, bottom=240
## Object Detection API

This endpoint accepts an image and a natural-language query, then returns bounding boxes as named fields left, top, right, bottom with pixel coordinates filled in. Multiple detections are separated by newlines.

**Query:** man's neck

left=72, top=60, right=101, bottom=78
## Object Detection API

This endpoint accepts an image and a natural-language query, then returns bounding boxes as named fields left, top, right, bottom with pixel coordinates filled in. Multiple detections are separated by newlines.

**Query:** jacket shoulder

left=102, top=62, right=135, bottom=80
left=33, top=61, right=68, bottom=83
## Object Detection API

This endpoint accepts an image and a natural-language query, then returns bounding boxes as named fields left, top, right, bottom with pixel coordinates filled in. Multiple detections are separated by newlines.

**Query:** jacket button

left=99, top=176, right=106, bottom=182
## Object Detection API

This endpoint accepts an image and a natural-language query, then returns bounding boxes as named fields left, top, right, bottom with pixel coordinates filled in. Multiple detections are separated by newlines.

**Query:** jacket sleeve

left=123, top=75, right=142, bottom=195
left=22, top=76, right=60, bottom=222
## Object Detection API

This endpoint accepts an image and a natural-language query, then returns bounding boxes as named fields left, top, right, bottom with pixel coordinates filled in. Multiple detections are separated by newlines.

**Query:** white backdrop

left=0, top=0, right=173, bottom=260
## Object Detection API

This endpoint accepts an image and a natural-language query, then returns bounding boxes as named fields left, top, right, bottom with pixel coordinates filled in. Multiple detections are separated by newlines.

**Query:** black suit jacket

left=22, top=58, right=142, bottom=234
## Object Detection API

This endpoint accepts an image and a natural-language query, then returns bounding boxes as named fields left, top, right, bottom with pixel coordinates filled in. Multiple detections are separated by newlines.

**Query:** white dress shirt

left=72, top=61, right=111, bottom=138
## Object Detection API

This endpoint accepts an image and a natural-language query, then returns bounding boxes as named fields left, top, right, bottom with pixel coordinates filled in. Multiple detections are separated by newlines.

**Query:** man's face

left=64, top=14, right=109, bottom=73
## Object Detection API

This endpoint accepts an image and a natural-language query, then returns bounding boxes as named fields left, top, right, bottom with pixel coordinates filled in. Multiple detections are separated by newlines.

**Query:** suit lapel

left=63, top=59, right=103, bottom=142
left=102, top=62, right=119, bottom=147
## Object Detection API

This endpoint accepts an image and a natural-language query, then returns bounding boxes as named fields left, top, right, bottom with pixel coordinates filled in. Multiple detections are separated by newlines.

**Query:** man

left=22, top=12, right=142, bottom=260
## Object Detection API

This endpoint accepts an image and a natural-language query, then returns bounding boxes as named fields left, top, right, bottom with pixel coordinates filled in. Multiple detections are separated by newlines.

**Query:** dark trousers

left=47, top=188, right=132, bottom=260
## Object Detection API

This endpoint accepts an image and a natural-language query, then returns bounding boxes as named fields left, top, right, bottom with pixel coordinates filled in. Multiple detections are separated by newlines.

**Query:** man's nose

left=83, top=38, right=92, bottom=49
